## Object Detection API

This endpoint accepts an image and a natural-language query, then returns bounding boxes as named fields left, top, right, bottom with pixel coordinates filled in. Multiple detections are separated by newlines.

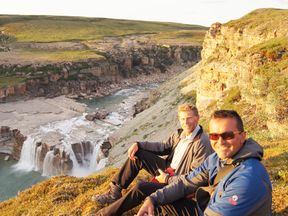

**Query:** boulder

left=0, top=126, right=25, bottom=160
left=100, top=140, right=112, bottom=157
left=85, top=110, right=109, bottom=121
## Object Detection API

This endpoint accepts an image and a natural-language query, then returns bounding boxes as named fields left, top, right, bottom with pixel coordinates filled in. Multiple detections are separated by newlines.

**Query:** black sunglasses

left=209, top=131, right=242, bottom=141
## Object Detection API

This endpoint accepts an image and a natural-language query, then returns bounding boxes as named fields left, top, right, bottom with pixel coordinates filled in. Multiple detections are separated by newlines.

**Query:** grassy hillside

left=0, top=168, right=149, bottom=216
left=226, top=8, right=288, bottom=33
left=0, top=15, right=207, bottom=43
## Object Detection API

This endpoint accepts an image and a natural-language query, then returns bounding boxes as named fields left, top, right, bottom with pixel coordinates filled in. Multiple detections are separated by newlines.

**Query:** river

left=0, top=84, right=157, bottom=202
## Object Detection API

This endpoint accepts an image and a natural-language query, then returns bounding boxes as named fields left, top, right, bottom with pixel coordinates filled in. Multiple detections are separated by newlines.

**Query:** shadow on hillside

left=273, top=207, right=288, bottom=216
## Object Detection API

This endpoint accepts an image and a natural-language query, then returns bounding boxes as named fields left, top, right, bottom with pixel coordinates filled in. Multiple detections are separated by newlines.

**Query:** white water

left=13, top=85, right=156, bottom=177
left=13, top=114, right=117, bottom=177
left=42, top=151, right=55, bottom=176
left=35, top=144, right=42, bottom=171
left=14, top=135, right=38, bottom=171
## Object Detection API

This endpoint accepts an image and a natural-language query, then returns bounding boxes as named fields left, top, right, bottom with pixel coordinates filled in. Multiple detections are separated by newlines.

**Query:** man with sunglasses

left=93, top=104, right=213, bottom=215
left=137, top=110, right=272, bottom=216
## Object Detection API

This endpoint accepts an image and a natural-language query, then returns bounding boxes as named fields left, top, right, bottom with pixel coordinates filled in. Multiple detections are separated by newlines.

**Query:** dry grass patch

left=0, top=168, right=150, bottom=216
left=262, top=139, right=288, bottom=215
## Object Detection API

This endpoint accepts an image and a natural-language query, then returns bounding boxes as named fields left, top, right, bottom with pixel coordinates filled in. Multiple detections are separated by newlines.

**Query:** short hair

left=211, top=110, right=244, bottom=132
left=178, top=103, right=199, bottom=117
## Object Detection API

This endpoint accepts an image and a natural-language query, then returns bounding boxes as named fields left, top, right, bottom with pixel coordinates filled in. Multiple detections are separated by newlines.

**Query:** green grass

left=0, top=77, right=26, bottom=88
left=0, top=15, right=207, bottom=43
left=151, top=29, right=206, bottom=45
left=226, top=8, right=288, bottom=32
left=220, top=86, right=241, bottom=110
left=251, top=37, right=288, bottom=53
left=19, top=50, right=105, bottom=62
left=261, top=139, right=288, bottom=215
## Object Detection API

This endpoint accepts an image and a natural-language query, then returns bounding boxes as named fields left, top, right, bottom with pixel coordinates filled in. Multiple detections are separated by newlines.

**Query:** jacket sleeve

left=137, top=131, right=177, bottom=155
left=149, top=159, right=210, bottom=206
left=190, top=133, right=213, bottom=170
left=204, top=161, right=272, bottom=216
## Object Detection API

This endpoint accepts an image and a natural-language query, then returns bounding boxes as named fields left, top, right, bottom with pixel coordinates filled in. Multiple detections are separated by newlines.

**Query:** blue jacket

left=149, top=138, right=272, bottom=216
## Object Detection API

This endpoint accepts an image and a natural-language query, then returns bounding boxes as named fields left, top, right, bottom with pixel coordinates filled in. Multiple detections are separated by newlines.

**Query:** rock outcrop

left=85, top=110, right=109, bottom=121
left=35, top=142, right=73, bottom=175
left=181, top=9, right=288, bottom=138
left=0, top=126, right=26, bottom=160
left=0, top=44, right=202, bottom=102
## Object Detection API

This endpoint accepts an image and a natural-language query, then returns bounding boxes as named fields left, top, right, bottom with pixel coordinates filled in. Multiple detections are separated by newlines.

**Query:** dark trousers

left=112, top=149, right=168, bottom=189
left=100, top=149, right=198, bottom=216
left=100, top=181, right=198, bottom=216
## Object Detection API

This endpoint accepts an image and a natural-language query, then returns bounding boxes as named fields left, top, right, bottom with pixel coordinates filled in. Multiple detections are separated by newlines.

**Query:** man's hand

left=155, top=169, right=169, bottom=183
left=128, top=142, right=139, bottom=160
left=136, top=197, right=154, bottom=216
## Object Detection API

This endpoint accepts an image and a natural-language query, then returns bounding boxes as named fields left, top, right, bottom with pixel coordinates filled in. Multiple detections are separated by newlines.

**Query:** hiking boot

left=91, top=182, right=122, bottom=205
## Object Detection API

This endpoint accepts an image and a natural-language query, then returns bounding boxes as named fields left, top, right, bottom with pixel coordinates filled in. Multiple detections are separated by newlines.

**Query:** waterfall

left=90, top=142, right=101, bottom=170
left=13, top=85, right=155, bottom=177
left=35, top=145, right=42, bottom=171
left=89, top=142, right=108, bottom=171
left=42, top=151, right=55, bottom=176
left=13, top=135, right=37, bottom=171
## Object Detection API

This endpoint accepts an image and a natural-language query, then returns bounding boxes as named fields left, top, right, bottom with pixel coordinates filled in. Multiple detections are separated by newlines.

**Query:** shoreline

left=0, top=96, right=86, bottom=136
left=0, top=65, right=188, bottom=136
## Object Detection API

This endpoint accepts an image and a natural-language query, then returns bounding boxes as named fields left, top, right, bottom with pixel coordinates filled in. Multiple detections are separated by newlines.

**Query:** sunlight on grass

left=0, top=168, right=149, bottom=216
left=2, top=16, right=207, bottom=43
left=261, top=140, right=288, bottom=215
left=19, top=50, right=105, bottom=62
left=0, top=77, right=26, bottom=88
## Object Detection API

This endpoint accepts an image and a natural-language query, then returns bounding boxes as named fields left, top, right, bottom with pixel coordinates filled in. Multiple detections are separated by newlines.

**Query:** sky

left=0, top=0, right=288, bottom=26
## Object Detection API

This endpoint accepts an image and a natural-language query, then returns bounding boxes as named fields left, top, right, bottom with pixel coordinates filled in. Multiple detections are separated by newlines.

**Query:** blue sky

left=0, top=0, right=287, bottom=26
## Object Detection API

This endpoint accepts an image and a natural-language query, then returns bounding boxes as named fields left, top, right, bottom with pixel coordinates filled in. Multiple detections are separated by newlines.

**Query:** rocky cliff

left=0, top=43, right=201, bottom=102
left=181, top=8, right=288, bottom=138
left=0, top=126, right=26, bottom=160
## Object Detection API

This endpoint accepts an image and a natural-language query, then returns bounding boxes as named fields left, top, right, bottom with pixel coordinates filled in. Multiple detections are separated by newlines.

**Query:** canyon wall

left=0, top=44, right=202, bottom=102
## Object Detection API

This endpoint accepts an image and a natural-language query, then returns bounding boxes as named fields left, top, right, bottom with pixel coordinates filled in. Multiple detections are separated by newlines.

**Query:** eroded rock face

left=0, top=44, right=202, bottom=102
left=100, top=140, right=112, bottom=157
left=197, top=20, right=288, bottom=108
left=40, top=143, right=73, bottom=176
left=0, top=126, right=26, bottom=160
left=71, top=141, right=93, bottom=165
left=181, top=10, right=288, bottom=138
